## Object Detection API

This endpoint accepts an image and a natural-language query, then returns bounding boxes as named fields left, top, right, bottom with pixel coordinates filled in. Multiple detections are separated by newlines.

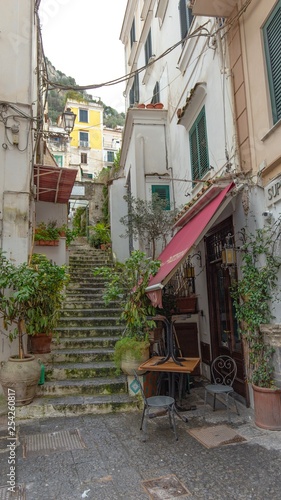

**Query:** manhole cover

left=142, top=474, right=190, bottom=499
left=22, top=429, right=86, bottom=458
left=188, top=424, right=247, bottom=448
left=0, top=484, right=25, bottom=500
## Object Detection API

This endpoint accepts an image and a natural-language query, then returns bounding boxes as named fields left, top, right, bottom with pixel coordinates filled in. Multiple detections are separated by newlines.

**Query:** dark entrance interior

left=205, top=217, right=247, bottom=402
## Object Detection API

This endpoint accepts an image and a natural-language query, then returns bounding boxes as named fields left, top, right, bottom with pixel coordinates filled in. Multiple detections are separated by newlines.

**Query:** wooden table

left=138, top=356, right=200, bottom=374
left=138, top=356, right=201, bottom=422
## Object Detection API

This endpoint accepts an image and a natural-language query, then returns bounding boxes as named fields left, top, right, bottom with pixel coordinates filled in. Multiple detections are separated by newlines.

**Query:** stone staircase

left=17, top=239, right=139, bottom=419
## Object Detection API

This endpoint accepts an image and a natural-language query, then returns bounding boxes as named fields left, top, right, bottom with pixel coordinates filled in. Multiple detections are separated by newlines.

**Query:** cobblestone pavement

left=1, top=386, right=281, bottom=500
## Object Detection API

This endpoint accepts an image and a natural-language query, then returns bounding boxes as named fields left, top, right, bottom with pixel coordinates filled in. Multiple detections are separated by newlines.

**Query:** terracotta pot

left=137, top=103, right=145, bottom=108
left=29, top=333, right=52, bottom=354
left=0, top=355, right=41, bottom=406
left=35, top=240, right=59, bottom=246
left=253, top=384, right=281, bottom=430
left=145, top=103, right=154, bottom=109
left=154, top=103, right=164, bottom=109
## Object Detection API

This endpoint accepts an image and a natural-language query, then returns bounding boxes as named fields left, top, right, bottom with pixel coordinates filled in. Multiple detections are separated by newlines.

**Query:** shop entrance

left=205, top=217, right=247, bottom=402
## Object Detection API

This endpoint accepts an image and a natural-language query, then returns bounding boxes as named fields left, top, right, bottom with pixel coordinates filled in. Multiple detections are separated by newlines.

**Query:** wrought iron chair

left=133, top=370, right=178, bottom=442
left=203, top=355, right=240, bottom=422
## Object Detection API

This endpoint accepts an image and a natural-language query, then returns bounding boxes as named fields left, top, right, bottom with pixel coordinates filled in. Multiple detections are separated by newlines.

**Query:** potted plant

left=0, top=252, right=69, bottom=404
left=58, top=224, right=78, bottom=247
left=26, top=254, right=69, bottom=353
left=93, top=250, right=161, bottom=374
left=88, top=222, right=111, bottom=249
left=231, top=217, right=281, bottom=429
left=34, top=220, right=60, bottom=246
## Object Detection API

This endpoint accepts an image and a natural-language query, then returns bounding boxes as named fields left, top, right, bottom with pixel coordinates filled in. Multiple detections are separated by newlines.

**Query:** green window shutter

left=152, top=185, right=170, bottom=210
left=189, top=107, right=209, bottom=182
left=263, top=2, right=281, bottom=124
left=54, top=155, right=63, bottom=167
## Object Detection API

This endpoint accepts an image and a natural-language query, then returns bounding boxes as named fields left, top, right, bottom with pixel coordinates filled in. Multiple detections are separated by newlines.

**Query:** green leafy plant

left=93, top=250, right=161, bottom=370
left=89, top=222, right=111, bottom=249
left=35, top=220, right=60, bottom=241
left=0, top=252, right=69, bottom=358
left=120, top=193, right=178, bottom=259
left=231, top=217, right=281, bottom=387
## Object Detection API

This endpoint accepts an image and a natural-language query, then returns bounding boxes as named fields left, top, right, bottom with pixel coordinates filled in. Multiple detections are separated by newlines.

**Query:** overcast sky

left=39, top=0, right=127, bottom=112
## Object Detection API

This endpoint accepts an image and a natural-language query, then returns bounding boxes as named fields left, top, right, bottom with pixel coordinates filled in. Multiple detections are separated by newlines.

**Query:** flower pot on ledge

left=35, top=240, right=59, bottom=246
left=175, top=296, right=197, bottom=313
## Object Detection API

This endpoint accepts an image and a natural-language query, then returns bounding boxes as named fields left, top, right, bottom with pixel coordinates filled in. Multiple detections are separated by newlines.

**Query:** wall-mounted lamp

left=61, top=108, right=76, bottom=134
left=221, top=233, right=236, bottom=274
left=184, top=251, right=202, bottom=293
left=11, top=124, right=20, bottom=145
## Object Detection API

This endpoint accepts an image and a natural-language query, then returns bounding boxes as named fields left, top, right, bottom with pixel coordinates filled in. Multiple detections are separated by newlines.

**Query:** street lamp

left=62, top=107, right=76, bottom=133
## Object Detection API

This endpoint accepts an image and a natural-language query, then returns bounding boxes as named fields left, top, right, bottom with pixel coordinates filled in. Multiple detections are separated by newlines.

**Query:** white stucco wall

left=109, top=178, right=130, bottom=263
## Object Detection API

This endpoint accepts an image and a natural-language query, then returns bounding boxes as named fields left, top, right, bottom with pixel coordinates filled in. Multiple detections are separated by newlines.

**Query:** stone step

left=57, top=316, right=122, bottom=328
left=66, top=286, right=106, bottom=294
left=16, top=393, right=140, bottom=419
left=62, top=300, right=120, bottom=309
left=37, top=375, right=126, bottom=396
left=60, top=308, right=121, bottom=318
left=68, top=274, right=105, bottom=281
left=68, top=256, right=112, bottom=269
left=55, top=336, right=119, bottom=349
left=45, top=360, right=118, bottom=380
left=49, top=347, right=114, bottom=363
left=55, top=325, right=124, bottom=337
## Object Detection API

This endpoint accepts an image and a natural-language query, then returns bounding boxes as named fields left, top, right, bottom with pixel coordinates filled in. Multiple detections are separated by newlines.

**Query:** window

left=152, top=185, right=170, bottom=210
left=107, top=151, right=115, bottom=162
left=130, top=18, right=136, bottom=47
left=179, top=0, right=193, bottom=41
left=144, top=29, right=152, bottom=65
left=263, top=1, right=281, bottom=124
left=152, top=81, right=160, bottom=104
left=129, top=73, right=140, bottom=106
left=189, top=107, right=209, bottom=182
left=79, top=109, right=88, bottom=123
left=81, top=153, right=87, bottom=164
left=54, top=155, right=63, bottom=167
left=79, top=131, right=89, bottom=148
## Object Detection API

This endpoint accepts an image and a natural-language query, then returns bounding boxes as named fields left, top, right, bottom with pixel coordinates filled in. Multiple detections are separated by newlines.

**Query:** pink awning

left=147, top=182, right=235, bottom=303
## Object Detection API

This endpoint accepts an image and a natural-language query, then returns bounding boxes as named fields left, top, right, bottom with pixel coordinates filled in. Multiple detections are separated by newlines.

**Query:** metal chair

left=203, top=355, right=240, bottom=422
left=133, top=370, right=178, bottom=441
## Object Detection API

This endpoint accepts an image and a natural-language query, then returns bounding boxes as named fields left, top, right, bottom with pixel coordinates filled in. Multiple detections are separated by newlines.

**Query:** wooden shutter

left=263, top=2, right=281, bottom=124
left=189, top=107, right=209, bottom=182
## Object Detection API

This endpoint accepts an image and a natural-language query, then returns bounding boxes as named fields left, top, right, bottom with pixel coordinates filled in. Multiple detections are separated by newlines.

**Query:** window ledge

left=261, top=118, right=281, bottom=142
left=177, top=82, right=207, bottom=129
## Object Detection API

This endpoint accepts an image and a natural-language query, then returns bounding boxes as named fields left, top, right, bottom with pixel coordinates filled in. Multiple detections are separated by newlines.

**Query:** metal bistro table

left=139, top=316, right=201, bottom=422
left=138, top=356, right=200, bottom=422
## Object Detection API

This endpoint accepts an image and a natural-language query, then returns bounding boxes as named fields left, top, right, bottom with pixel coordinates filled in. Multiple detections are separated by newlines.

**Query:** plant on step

left=93, top=250, right=161, bottom=370
left=0, top=251, right=69, bottom=358
left=230, top=216, right=281, bottom=388
left=88, top=222, right=111, bottom=249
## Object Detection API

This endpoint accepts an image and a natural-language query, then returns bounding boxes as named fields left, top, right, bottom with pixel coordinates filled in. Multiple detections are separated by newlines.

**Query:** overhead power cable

left=42, top=22, right=212, bottom=92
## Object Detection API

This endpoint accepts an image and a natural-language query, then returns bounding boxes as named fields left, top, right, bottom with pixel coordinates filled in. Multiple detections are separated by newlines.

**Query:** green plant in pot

left=231, top=217, right=281, bottom=429
left=35, top=220, right=60, bottom=245
left=88, top=222, right=111, bottom=249
left=0, top=252, right=69, bottom=404
left=93, top=250, right=160, bottom=374
left=25, top=253, right=69, bottom=353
